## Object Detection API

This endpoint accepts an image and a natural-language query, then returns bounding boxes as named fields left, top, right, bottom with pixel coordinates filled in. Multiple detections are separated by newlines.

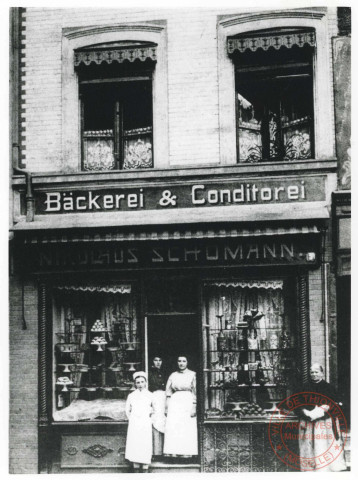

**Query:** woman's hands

left=165, top=397, right=170, bottom=416
left=302, top=405, right=328, bottom=421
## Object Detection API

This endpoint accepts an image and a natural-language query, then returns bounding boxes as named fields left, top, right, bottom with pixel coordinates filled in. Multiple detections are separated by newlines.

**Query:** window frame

left=61, top=23, right=168, bottom=171
left=79, top=72, right=154, bottom=171
left=233, top=39, right=315, bottom=162
left=217, top=9, right=335, bottom=165
left=51, top=282, right=141, bottom=423
left=201, top=276, right=299, bottom=418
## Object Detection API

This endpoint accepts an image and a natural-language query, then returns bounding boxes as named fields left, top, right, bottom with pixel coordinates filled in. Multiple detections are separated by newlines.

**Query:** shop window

left=52, top=284, right=141, bottom=422
left=229, top=29, right=315, bottom=163
left=75, top=42, right=156, bottom=171
left=202, top=280, right=298, bottom=419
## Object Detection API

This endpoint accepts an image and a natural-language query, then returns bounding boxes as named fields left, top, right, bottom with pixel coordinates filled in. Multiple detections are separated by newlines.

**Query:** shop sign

left=19, top=237, right=320, bottom=272
left=31, top=176, right=325, bottom=215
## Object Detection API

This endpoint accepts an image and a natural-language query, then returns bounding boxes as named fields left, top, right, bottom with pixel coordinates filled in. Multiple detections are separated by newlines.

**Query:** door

left=146, top=313, right=199, bottom=375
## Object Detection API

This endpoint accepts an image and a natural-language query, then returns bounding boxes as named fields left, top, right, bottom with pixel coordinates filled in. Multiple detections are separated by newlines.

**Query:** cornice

left=219, top=10, right=326, bottom=29
left=63, top=23, right=165, bottom=40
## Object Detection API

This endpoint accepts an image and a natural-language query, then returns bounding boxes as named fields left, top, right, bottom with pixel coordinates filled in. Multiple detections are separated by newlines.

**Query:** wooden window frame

left=79, top=75, right=154, bottom=171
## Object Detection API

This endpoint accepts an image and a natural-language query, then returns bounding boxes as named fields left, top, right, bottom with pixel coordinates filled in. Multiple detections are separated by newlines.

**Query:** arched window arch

left=217, top=10, right=335, bottom=165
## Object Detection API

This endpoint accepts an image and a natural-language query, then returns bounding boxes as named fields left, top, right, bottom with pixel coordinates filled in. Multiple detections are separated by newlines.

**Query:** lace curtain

left=56, top=290, right=137, bottom=346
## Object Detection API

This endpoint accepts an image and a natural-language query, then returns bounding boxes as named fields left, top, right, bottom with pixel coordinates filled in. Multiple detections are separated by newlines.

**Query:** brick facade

left=19, top=7, right=338, bottom=172
left=9, top=274, right=38, bottom=473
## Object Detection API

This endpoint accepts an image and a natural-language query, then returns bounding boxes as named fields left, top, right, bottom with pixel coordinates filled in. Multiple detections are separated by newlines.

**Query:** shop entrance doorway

left=146, top=313, right=199, bottom=375
left=145, top=313, right=200, bottom=468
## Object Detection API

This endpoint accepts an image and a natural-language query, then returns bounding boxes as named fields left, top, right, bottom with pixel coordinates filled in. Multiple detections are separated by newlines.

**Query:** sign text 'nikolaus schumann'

left=33, top=177, right=325, bottom=214
left=20, top=238, right=320, bottom=272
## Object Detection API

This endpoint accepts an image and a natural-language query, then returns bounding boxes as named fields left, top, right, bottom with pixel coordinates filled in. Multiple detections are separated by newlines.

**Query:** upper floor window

left=228, top=29, right=315, bottom=163
left=75, top=42, right=156, bottom=171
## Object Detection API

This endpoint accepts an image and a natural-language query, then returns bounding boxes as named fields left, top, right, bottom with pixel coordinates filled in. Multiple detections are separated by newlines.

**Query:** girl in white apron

left=125, top=371, right=154, bottom=472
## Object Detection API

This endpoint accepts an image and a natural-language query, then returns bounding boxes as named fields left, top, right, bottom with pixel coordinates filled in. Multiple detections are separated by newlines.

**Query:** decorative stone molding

left=63, top=23, right=165, bottom=40
left=64, top=446, right=78, bottom=456
left=219, top=10, right=325, bottom=27
left=39, top=282, right=49, bottom=425
left=83, top=444, right=114, bottom=458
left=298, top=273, right=310, bottom=384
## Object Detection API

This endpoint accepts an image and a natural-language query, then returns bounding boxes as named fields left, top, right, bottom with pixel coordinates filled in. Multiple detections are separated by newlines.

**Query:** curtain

left=203, top=282, right=293, bottom=412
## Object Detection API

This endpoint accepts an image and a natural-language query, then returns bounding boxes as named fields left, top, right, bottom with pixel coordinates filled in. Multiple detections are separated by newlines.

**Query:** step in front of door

left=150, top=462, right=200, bottom=473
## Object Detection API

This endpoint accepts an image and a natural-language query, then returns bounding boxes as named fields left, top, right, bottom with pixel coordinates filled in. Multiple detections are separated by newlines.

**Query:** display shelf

left=203, top=285, right=297, bottom=418
left=55, top=314, right=140, bottom=410
left=209, top=327, right=287, bottom=332
left=206, top=348, right=294, bottom=353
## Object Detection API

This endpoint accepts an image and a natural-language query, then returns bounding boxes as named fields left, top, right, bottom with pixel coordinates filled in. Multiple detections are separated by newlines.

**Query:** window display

left=202, top=279, right=297, bottom=420
left=52, top=284, right=140, bottom=422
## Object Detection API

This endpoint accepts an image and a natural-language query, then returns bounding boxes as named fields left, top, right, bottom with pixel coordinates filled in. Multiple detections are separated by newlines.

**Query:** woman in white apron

left=148, top=356, right=167, bottom=459
left=125, top=371, right=154, bottom=472
left=164, top=356, right=198, bottom=457
left=297, top=364, right=347, bottom=472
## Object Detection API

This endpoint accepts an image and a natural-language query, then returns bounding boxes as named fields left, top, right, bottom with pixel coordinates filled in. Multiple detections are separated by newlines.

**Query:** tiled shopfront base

left=203, top=422, right=297, bottom=472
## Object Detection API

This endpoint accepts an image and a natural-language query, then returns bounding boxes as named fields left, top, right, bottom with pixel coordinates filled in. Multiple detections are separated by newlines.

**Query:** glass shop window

left=52, top=285, right=141, bottom=422
left=202, top=280, right=298, bottom=420
left=229, top=29, right=315, bottom=162
left=75, top=42, right=156, bottom=171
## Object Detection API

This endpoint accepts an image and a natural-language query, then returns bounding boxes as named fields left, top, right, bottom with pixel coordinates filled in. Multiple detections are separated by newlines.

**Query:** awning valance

left=204, top=280, right=283, bottom=290
left=19, top=224, right=320, bottom=245
left=227, top=29, right=316, bottom=55
left=74, top=42, right=157, bottom=67
left=54, top=284, right=131, bottom=294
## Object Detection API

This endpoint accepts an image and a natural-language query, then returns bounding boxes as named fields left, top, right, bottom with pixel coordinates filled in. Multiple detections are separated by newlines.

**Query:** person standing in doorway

left=164, top=355, right=198, bottom=458
left=148, top=356, right=167, bottom=460
left=125, top=371, right=154, bottom=472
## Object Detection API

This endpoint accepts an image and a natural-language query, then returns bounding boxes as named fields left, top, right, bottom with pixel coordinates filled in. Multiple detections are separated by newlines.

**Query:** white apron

left=299, top=418, right=346, bottom=472
left=125, top=389, right=153, bottom=464
left=164, top=391, right=198, bottom=456
left=152, top=390, right=166, bottom=456
left=152, top=390, right=166, bottom=433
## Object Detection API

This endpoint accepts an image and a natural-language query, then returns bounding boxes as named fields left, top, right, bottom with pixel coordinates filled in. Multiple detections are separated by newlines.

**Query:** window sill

left=12, top=158, right=337, bottom=187
left=204, top=416, right=298, bottom=424
left=50, top=420, right=128, bottom=431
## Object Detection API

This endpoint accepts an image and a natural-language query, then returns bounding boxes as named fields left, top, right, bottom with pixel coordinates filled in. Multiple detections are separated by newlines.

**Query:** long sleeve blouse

left=165, top=369, right=196, bottom=403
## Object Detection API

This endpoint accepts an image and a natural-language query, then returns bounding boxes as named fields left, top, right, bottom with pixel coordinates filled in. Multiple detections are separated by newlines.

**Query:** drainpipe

left=13, top=167, right=34, bottom=222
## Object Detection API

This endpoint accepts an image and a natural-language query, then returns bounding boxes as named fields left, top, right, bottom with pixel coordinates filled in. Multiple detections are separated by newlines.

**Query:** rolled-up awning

left=12, top=201, right=329, bottom=236
left=19, top=223, right=320, bottom=245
